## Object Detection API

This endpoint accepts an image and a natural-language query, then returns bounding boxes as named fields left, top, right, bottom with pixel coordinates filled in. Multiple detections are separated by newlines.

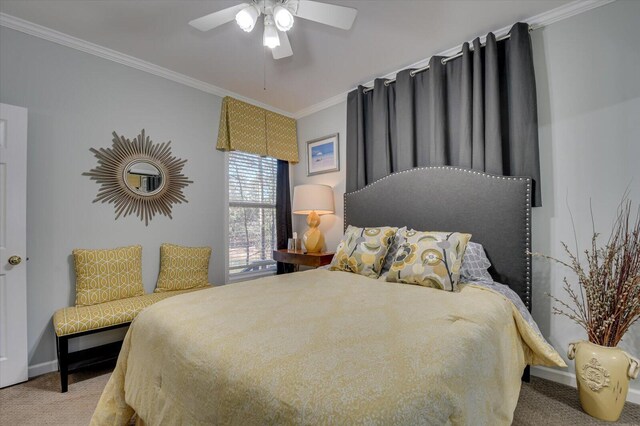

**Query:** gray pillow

left=460, top=241, right=493, bottom=283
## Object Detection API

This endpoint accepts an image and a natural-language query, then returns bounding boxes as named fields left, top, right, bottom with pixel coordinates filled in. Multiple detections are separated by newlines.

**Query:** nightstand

left=272, top=249, right=334, bottom=272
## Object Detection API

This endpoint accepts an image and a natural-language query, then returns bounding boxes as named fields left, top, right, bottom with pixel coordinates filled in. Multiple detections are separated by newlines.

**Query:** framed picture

left=306, top=134, right=339, bottom=176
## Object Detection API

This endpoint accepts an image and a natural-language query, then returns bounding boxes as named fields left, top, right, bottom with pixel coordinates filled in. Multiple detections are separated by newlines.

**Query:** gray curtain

left=347, top=23, right=541, bottom=206
left=276, top=160, right=294, bottom=274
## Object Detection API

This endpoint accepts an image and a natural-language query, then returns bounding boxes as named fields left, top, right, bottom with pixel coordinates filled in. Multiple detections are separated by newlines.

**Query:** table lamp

left=292, top=184, right=335, bottom=253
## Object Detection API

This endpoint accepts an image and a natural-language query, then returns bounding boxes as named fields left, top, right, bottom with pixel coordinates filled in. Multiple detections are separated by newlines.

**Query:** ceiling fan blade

left=189, top=3, right=250, bottom=32
left=272, top=30, right=293, bottom=60
left=292, top=0, right=357, bottom=30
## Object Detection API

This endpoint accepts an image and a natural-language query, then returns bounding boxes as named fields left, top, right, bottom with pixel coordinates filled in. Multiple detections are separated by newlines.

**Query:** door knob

left=8, top=255, right=22, bottom=266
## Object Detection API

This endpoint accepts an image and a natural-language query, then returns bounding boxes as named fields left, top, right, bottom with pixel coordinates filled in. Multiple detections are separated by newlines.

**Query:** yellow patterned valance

left=216, top=97, right=298, bottom=163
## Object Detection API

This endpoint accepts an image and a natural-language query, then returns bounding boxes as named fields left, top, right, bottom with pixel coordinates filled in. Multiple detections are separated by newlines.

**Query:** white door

left=0, top=103, right=28, bottom=388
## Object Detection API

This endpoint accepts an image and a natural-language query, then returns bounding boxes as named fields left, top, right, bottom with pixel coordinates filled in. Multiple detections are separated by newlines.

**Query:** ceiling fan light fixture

left=235, top=4, right=260, bottom=32
left=190, top=0, right=358, bottom=60
left=273, top=5, right=294, bottom=31
left=263, top=15, right=280, bottom=49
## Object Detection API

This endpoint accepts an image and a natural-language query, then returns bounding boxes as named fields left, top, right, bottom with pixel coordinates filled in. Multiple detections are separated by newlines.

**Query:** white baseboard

left=28, top=360, right=58, bottom=378
left=531, top=366, right=640, bottom=405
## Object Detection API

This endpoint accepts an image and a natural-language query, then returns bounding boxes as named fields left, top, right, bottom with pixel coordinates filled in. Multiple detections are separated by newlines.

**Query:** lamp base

left=303, top=228, right=324, bottom=253
left=303, top=210, right=324, bottom=253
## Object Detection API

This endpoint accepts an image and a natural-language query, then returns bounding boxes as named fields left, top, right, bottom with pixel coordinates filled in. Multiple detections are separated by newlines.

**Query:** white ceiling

left=0, top=0, right=571, bottom=115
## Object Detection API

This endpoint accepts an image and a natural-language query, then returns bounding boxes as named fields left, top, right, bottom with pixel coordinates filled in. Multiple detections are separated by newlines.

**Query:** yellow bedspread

left=92, top=269, right=565, bottom=426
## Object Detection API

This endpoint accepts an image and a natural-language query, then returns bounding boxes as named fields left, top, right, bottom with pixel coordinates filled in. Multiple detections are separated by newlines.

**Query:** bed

left=91, top=167, right=565, bottom=425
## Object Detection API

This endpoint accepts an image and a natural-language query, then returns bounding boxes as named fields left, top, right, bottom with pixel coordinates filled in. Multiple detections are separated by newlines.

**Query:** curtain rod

left=362, top=25, right=536, bottom=94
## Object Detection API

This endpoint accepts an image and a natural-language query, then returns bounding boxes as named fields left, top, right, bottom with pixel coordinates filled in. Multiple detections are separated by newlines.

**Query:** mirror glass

left=124, top=160, right=164, bottom=195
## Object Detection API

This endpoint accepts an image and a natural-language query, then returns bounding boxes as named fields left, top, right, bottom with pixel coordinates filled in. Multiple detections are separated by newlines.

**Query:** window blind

left=228, top=151, right=277, bottom=276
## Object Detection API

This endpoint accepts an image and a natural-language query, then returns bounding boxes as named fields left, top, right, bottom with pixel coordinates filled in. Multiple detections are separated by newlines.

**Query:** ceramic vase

left=568, top=340, right=640, bottom=421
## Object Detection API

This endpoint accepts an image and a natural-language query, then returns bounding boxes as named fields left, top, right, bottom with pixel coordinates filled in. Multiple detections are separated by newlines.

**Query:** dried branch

left=536, top=196, right=640, bottom=347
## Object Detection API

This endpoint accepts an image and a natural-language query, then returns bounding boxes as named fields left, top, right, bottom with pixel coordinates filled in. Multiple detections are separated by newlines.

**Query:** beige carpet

left=2, top=368, right=640, bottom=425
left=514, top=377, right=640, bottom=426
left=0, top=367, right=112, bottom=425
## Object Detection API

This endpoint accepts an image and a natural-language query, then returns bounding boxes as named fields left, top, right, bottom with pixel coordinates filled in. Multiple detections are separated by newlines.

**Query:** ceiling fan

left=189, top=0, right=358, bottom=60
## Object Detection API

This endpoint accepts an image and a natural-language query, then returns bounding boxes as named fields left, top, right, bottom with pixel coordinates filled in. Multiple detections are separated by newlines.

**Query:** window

left=228, top=151, right=278, bottom=277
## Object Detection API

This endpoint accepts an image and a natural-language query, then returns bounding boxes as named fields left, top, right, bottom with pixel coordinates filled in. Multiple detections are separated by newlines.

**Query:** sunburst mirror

left=84, top=130, right=192, bottom=225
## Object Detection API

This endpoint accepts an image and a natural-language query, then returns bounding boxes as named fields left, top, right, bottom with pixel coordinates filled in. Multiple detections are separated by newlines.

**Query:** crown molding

left=294, top=91, right=349, bottom=120
left=0, top=0, right=617, bottom=120
left=0, top=12, right=294, bottom=118
left=292, top=0, right=617, bottom=119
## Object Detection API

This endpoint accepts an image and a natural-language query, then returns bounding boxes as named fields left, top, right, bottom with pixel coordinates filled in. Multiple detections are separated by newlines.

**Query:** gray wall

left=530, top=0, right=640, bottom=389
left=293, top=0, right=640, bottom=391
left=291, top=101, right=347, bottom=251
left=0, top=27, right=227, bottom=367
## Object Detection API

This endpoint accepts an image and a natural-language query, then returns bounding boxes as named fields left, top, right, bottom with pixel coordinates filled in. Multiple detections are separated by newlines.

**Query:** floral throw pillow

left=386, top=229, right=472, bottom=291
left=329, top=225, right=397, bottom=278
left=382, top=226, right=407, bottom=272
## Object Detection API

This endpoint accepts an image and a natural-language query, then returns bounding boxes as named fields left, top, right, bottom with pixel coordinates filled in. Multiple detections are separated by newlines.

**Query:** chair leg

left=56, top=335, right=60, bottom=372
left=58, top=335, right=69, bottom=392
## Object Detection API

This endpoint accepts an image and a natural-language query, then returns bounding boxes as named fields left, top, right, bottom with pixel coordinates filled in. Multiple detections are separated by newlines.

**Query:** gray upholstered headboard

left=344, top=166, right=532, bottom=310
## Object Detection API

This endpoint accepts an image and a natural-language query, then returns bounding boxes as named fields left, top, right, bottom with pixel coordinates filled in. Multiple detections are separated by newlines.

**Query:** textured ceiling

left=0, top=0, right=571, bottom=114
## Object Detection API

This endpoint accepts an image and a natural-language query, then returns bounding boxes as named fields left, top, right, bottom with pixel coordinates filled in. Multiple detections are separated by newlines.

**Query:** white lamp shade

left=235, top=5, right=259, bottom=32
left=273, top=5, right=294, bottom=31
left=292, top=184, right=334, bottom=215
left=263, top=16, right=280, bottom=49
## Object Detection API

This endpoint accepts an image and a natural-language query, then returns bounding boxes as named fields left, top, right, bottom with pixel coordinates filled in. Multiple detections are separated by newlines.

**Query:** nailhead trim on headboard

left=343, top=166, right=532, bottom=311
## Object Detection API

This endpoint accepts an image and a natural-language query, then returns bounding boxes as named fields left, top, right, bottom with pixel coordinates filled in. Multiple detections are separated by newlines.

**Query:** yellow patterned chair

left=53, top=244, right=212, bottom=392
